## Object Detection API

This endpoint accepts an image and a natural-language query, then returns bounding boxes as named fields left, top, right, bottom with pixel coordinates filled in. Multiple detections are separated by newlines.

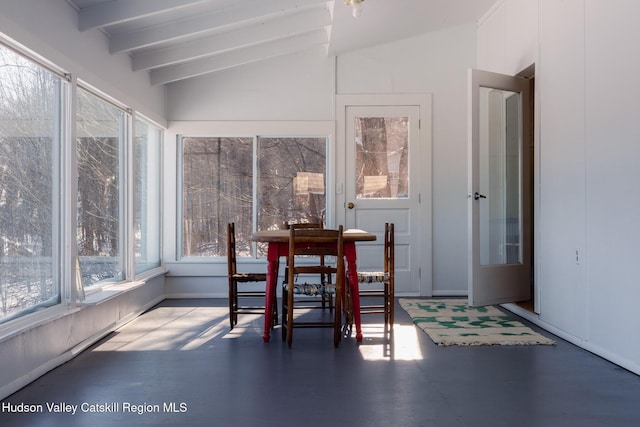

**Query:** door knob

left=474, top=192, right=487, bottom=200
left=347, top=202, right=355, bottom=209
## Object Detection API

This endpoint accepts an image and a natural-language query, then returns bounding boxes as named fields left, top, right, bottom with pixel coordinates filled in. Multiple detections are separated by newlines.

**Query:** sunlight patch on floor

left=358, top=324, right=423, bottom=361
left=221, top=314, right=266, bottom=339
left=91, top=305, right=421, bottom=356
left=93, top=306, right=228, bottom=351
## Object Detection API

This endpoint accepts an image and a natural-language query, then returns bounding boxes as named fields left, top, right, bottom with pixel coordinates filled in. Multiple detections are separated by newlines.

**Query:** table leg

left=344, top=243, right=363, bottom=342
left=263, top=243, right=279, bottom=342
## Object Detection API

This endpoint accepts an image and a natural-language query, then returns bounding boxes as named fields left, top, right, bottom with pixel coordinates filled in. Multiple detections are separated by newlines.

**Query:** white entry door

left=468, top=69, right=532, bottom=306
left=343, top=104, right=422, bottom=295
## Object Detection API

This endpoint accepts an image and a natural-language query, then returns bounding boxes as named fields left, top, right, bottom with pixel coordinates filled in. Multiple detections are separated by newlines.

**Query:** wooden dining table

left=250, top=228, right=376, bottom=343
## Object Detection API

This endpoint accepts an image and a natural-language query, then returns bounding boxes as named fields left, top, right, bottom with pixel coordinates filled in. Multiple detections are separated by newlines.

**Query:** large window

left=181, top=137, right=253, bottom=257
left=0, top=44, right=61, bottom=322
left=135, top=118, right=162, bottom=274
left=76, top=87, right=126, bottom=287
left=258, top=137, right=326, bottom=230
left=0, top=37, right=165, bottom=325
left=180, top=136, right=327, bottom=258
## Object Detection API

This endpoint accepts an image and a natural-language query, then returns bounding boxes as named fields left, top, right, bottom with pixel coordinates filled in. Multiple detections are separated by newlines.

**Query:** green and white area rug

left=399, top=299, right=555, bottom=346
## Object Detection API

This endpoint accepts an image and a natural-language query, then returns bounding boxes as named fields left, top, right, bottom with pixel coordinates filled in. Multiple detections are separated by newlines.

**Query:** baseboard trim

left=503, top=303, right=640, bottom=376
left=0, top=295, right=164, bottom=400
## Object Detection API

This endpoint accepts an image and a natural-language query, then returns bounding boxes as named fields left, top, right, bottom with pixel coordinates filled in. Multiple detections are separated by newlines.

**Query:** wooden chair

left=282, top=221, right=332, bottom=311
left=355, top=223, right=395, bottom=327
left=227, top=222, right=276, bottom=330
left=282, top=226, right=344, bottom=348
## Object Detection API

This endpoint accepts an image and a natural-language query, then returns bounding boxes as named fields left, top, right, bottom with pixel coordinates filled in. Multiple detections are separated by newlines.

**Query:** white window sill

left=78, top=268, right=167, bottom=306
left=0, top=268, right=168, bottom=343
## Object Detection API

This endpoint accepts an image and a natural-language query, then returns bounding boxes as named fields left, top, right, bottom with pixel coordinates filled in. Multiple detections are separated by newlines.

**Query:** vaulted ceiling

left=65, top=0, right=496, bottom=86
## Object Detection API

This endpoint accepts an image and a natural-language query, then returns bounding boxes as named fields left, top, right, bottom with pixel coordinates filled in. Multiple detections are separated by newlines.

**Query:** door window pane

left=0, top=45, right=60, bottom=322
left=478, top=87, right=522, bottom=266
left=354, top=117, right=409, bottom=199
left=135, top=119, right=162, bottom=274
left=181, top=137, right=253, bottom=257
left=76, top=87, right=125, bottom=286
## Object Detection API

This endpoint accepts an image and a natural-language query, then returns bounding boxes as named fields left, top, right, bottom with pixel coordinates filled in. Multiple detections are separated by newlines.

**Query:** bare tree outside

left=355, top=116, right=409, bottom=199
left=0, top=45, right=59, bottom=321
left=76, top=87, right=124, bottom=287
left=181, top=136, right=327, bottom=258
left=0, top=45, right=160, bottom=321
left=258, top=137, right=326, bottom=227
left=182, top=137, right=254, bottom=257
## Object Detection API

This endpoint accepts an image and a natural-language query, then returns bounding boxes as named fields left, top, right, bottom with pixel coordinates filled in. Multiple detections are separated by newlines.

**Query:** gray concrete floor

left=2, top=298, right=639, bottom=427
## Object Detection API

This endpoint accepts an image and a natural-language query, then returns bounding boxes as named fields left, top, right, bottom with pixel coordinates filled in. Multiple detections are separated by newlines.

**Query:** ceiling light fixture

left=345, top=0, right=364, bottom=18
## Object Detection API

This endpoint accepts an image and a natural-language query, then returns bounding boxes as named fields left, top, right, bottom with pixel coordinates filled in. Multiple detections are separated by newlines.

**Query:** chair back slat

left=288, top=228, right=343, bottom=261
left=283, top=221, right=324, bottom=230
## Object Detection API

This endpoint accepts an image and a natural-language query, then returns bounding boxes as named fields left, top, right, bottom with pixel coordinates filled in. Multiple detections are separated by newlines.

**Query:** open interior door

left=468, top=69, right=532, bottom=307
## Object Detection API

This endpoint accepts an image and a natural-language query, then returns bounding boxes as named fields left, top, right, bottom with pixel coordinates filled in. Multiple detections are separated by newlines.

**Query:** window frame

left=0, top=40, right=68, bottom=324
left=256, top=135, right=329, bottom=247
left=178, top=135, right=256, bottom=259
left=164, top=121, right=335, bottom=276
left=0, top=34, right=166, bottom=330
left=75, top=83, right=130, bottom=292
left=132, top=115, right=164, bottom=277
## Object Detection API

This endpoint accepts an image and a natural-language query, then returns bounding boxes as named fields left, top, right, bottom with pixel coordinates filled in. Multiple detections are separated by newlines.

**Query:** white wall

left=166, top=47, right=336, bottom=121
left=478, top=0, right=640, bottom=374
left=337, top=24, right=478, bottom=295
left=0, top=275, right=165, bottom=400
left=583, top=0, right=640, bottom=368
left=0, top=0, right=166, bottom=125
left=165, top=24, right=478, bottom=297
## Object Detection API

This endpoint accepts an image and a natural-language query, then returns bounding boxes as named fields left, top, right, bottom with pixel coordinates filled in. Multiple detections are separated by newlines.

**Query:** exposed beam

left=79, top=0, right=208, bottom=31
left=149, top=30, right=328, bottom=85
left=110, top=0, right=329, bottom=53
left=132, top=8, right=331, bottom=71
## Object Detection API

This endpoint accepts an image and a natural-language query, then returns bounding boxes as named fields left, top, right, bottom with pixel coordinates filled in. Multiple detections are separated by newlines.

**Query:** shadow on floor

left=2, top=298, right=639, bottom=427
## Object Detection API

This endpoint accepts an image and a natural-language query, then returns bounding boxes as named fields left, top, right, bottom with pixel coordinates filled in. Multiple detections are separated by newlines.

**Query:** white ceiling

left=65, top=0, right=496, bottom=86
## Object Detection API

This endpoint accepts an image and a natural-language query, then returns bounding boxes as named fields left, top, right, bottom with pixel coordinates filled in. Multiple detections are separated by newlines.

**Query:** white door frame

left=336, top=94, right=432, bottom=296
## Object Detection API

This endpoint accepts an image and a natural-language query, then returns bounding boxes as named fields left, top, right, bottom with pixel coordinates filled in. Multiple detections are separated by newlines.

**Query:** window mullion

left=176, top=136, right=185, bottom=259
left=252, top=136, right=259, bottom=258
left=124, top=113, right=134, bottom=281
left=61, top=76, right=77, bottom=305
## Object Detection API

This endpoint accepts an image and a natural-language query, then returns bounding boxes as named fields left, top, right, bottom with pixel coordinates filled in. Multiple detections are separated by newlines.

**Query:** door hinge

left=419, top=193, right=421, bottom=203
left=419, top=119, right=421, bottom=130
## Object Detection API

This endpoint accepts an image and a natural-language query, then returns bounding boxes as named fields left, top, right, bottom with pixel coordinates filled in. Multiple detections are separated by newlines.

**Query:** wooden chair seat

left=356, top=271, right=389, bottom=283
left=284, top=282, right=337, bottom=296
